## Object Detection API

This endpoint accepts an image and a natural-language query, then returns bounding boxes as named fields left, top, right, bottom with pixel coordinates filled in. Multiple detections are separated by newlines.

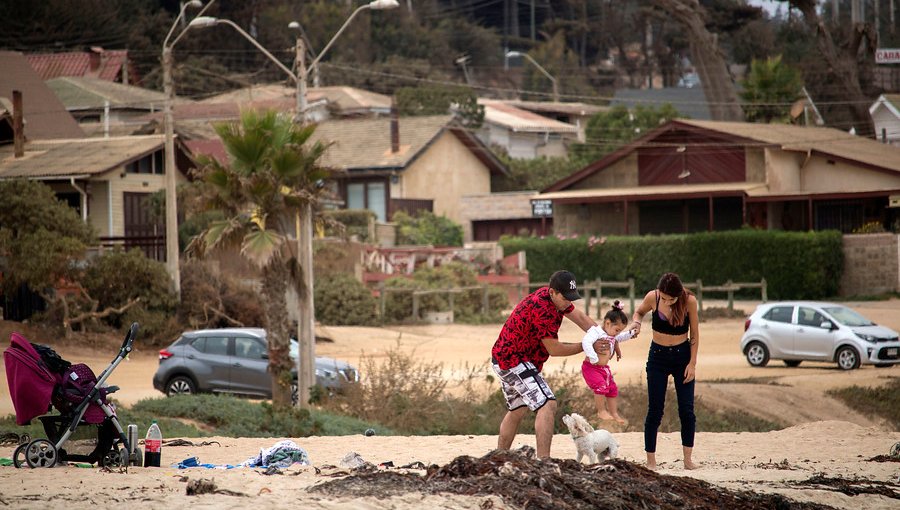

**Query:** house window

left=125, top=149, right=164, bottom=175
left=346, top=181, right=387, bottom=222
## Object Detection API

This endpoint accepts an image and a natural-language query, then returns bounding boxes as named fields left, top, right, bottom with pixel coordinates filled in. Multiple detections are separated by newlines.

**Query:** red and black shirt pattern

left=491, top=287, right=574, bottom=372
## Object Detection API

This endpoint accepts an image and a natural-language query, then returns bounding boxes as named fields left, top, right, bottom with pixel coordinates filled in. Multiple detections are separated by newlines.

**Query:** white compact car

left=740, top=301, right=900, bottom=370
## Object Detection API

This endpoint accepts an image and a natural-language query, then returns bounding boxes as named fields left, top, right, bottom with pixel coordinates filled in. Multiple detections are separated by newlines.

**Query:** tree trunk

left=790, top=0, right=877, bottom=138
left=650, top=0, right=744, bottom=121
left=262, top=262, right=293, bottom=408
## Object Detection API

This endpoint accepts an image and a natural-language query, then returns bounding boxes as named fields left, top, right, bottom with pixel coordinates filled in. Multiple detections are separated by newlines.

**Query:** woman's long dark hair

left=657, top=272, right=691, bottom=327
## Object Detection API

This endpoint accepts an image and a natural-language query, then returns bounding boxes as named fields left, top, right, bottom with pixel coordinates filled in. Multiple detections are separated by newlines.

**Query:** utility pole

left=162, top=47, right=181, bottom=297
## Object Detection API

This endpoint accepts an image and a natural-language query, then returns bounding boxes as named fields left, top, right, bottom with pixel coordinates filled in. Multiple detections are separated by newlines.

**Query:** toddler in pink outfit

left=581, top=300, right=637, bottom=424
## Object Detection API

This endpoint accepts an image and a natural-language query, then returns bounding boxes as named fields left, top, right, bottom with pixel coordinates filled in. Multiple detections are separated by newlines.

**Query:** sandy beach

left=2, top=298, right=899, bottom=508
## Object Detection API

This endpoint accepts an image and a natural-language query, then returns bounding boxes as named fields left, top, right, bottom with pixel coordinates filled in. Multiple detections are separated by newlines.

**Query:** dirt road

left=3, top=298, right=899, bottom=428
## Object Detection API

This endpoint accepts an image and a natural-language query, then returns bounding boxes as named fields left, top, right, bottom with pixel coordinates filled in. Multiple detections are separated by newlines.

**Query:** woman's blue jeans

left=644, top=340, right=695, bottom=452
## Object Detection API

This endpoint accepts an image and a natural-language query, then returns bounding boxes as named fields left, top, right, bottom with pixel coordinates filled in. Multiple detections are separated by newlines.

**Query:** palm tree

left=189, top=109, right=330, bottom=408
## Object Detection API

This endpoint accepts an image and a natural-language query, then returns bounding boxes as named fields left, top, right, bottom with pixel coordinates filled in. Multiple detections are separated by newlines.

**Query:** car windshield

left=822, top=306, right=876, bottom=327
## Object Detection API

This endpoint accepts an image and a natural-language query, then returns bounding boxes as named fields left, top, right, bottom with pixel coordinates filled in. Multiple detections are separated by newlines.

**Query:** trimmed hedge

left=499, top=229, right=843, bottom=300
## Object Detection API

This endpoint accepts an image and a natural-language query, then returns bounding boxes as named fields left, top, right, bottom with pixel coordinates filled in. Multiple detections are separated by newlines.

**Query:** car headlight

left=855, top=332, right=876, bottom=342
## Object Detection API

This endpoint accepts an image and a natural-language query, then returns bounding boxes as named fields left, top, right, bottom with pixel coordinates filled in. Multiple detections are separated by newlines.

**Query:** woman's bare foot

left=682, top=446, right=698, bottom=469
left=645, top=452, right=656, bottom=470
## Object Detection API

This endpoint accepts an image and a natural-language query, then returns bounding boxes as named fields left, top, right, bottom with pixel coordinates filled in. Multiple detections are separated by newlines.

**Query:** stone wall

left=839, top=233, right=899, bottom=296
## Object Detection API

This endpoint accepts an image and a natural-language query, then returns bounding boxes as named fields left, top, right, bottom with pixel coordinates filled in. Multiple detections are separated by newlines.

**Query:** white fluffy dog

left=562, top=413, right=619, bottom=464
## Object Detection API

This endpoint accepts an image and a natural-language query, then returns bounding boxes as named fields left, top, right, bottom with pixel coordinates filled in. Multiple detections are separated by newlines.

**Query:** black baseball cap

left=549, top=270, right=581, bottom=301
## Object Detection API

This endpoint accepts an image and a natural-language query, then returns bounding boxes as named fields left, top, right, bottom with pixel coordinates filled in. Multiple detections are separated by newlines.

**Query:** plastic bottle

left=144, top=420, right=162, bottom=467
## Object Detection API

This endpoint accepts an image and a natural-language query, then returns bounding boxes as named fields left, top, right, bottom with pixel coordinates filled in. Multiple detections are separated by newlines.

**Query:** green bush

left=314, top=273, right=379, bottom=326
left=322, top=209, right=376, bottom=241
left=499, top=229, right=844, bottom=300
left=80, top=248, right=178, bottom=341
left=393, top=210, right=463, bottom=247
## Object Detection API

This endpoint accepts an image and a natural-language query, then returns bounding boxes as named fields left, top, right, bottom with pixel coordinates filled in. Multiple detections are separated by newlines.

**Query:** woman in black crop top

left=632, top=272, right=700, bottom=470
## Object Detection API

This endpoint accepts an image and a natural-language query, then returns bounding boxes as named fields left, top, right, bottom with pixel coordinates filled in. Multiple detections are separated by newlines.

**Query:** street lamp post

left=506, top=50, right=559, bottom=102
left=162, top=0, right=204, bottom=298
left=189, top=0, right=398, bottom=407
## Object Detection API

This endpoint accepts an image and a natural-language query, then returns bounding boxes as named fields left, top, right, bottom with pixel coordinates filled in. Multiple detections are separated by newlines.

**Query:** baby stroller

left=4, top=323, right=141, bottom=468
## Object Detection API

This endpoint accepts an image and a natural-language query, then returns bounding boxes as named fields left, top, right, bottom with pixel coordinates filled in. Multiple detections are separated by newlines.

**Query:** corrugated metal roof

left=26, top=50, right=127, bottom=82
left=0, top=135, right=163, bottom=179
left=310, top=115, right=452, bottom=170
left=480, top=100, right=578, bottom=133
left=46, top=77, right=168, bottom=111
left=0, top=51, right=84, bottom=140
left=677, top=119, right=900, bottom=174
left=504, top=100, right=607, bottom=117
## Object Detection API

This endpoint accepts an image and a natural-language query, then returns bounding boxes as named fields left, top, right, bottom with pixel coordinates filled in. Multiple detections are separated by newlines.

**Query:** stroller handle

left=121, top=322, right=139, bottom=353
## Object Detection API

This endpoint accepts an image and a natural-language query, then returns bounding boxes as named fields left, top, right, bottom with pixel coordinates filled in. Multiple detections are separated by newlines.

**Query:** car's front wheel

left=166, top=376, right=196, bottom=396
left=784, top=360, right=802, bottom=367
left=745, top=342, right=769, bottom=367
left=836, top=346, right=861, bottom=370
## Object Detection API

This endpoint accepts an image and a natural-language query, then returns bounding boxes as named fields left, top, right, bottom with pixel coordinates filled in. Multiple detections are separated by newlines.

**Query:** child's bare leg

left=606, top=396, right=627, bottom=424
left=594, top=394, right=613, bottom=420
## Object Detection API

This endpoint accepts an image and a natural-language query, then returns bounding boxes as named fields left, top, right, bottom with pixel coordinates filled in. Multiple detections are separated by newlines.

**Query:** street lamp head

left=506, top=50, right=523, bottom=58
left=188, top=16, right=218, bottom=28
left=367, top=0, right=400, bottom=10
left=288, top=21, right=300, bottom=30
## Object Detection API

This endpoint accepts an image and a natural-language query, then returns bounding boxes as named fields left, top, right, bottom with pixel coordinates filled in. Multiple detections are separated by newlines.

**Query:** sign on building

left=876, top=48, right=900, bottom=64
left=531, top=199, right=553, bottom=217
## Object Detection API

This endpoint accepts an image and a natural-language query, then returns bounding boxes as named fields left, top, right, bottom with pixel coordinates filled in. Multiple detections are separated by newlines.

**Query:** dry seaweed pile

left=310, top=447, right=831, bottom=510
left=792, top=475, right=900, bottom=500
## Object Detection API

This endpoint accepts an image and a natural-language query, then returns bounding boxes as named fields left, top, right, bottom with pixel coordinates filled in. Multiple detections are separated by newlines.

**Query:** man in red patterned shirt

left=491, top=270, right=600, bottom=458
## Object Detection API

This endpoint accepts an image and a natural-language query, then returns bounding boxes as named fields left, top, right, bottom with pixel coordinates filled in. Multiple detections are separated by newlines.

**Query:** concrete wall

left=403, top=130, right=491, bottom=225
left=839, top=233, right=900, bottom=296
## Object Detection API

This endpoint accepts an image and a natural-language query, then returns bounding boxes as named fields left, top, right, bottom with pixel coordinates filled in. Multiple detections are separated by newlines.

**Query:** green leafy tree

left=188, top=109, right=330, bottom=408
left=492, top=154, right=583, bottom=192
left=393, top=211, right=463, bottom=247
left=396, top=84, right=484, bottom=128
left=570, top=104, right=681, bottom=165
left=740, top=55, right=804, bottom=123
left=0, top=180, right=98, bottom=333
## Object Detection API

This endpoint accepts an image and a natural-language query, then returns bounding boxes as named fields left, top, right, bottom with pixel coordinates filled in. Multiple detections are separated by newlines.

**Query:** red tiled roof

left=26, top=49, right=128, bottom=82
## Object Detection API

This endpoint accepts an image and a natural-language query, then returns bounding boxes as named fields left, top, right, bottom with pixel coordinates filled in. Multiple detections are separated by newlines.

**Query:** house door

left=123, top=192, right=164, bottom=261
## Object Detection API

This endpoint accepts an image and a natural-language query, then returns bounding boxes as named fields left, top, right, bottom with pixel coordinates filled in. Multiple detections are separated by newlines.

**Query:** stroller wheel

left=12, top=443, right=29, bottom=468
left=101, top=448, right=125, bottom=468
left=24, top=439, right=58, bottom=468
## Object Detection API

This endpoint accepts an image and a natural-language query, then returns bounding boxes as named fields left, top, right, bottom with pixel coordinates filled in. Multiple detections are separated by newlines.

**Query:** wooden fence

left=378, top=283, right=492, bottom=320
left=376, top=278, right=767, bottom=322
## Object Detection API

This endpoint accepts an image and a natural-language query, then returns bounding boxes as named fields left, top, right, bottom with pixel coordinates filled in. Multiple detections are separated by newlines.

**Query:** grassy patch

left=0, top=394, right=394, bottom=440
left=826, top=377, right=900, bottom=429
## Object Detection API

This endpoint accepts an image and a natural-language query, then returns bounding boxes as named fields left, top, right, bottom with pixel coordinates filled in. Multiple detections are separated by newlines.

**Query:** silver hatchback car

left=740, top=302, right=900, bottom=370
left=152, top=328, right=359, bottom=403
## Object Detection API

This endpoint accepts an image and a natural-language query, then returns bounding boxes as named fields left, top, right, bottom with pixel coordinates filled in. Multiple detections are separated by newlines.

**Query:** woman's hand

left=631, top=320, right=642, bottom=336
left=683, top=363, right=696, bottom=383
